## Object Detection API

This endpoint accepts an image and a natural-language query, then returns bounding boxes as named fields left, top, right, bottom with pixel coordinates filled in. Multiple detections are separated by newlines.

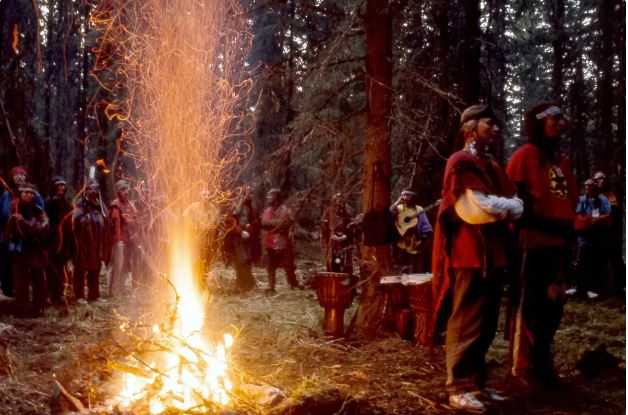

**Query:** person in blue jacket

left=0, top=166, right=44, bottom=297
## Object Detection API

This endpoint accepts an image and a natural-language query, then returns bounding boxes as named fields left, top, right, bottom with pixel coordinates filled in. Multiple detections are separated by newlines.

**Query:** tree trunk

left=612, top=0, right=625, bottom=201
left=568, top=60, right=589, bottom=185
left=549, top=0, right=566, bottom=100
left=460, top=0, right=481, bottom=106
left=593, top=0, right=614, bottom=172
left=351, top=0, right=392, bottom=340
left=486, top=0, right=507, bottom=161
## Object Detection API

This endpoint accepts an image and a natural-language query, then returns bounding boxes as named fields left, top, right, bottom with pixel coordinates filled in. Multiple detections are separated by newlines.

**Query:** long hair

left=524, top=101, right=561, bottom=162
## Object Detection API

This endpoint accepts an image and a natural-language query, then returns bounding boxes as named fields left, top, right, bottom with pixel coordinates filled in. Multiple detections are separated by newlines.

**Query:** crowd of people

left=0, top=101, right=623, bottom=413
left=430, top=101, right=624, bottom=413
left=0, top=172, right=138, bottom=316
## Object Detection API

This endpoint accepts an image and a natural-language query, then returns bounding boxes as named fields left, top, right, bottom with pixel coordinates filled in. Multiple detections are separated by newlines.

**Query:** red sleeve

left=110, top=206, right=122, bottom=243
left=506, top=146, right=527, bottom=184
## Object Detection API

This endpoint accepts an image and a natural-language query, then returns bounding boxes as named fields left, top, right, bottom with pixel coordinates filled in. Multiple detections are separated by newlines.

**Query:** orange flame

left=12, top=24, right=19, bottom=55
left=91, top=0, right=253, bottom=412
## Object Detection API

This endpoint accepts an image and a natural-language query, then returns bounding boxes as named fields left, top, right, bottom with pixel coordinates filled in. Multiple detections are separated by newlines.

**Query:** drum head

left=402, top=273, right=432, bottom=286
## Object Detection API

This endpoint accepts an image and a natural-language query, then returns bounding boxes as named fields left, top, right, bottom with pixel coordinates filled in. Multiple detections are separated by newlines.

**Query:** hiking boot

left=449, top=392, right=486, bottom=413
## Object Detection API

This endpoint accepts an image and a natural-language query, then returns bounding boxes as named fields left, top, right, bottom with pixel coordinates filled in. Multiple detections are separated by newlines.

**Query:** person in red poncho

left=431, top=105, right=523, bottom=413
left=108, top=179, right=138, bottom=296
left=72, top=180, right=109, bottom=303
left=506, top=102, right=578, bottom=387
left=261, top=188, right=299, bottom=292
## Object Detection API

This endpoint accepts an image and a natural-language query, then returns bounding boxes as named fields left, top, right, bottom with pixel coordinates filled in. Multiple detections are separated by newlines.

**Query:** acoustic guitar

left=395, top=199, right=441, bottom=236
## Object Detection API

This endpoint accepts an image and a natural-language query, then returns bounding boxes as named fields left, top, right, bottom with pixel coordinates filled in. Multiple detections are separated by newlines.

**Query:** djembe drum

left=405, top=273, right=433, bottom=346
left=315, top=272, right=353, bottom=337
left=380, top=276, right=412, bottom=339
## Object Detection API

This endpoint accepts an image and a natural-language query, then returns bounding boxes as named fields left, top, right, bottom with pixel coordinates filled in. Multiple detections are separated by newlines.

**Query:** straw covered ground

left=0, top=244, right=624, bottom=415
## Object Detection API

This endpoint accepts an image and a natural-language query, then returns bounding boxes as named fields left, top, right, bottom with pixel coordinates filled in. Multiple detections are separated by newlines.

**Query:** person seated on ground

left=5, top=183, right=49, bottom=316
left=45, top=176, right=75, bottom=306
left=390, top=190, right=433, bottom=274
left=0, top=166, right=44, bottom=298
left=570, top=178, right=612, bottom=299
left=222, top=207, right=256, bottom=292
left=261, top=188, right=299, bottom=292
left=593, top=171, right=625, bottom=297
left=73, top=180, right=109, bottom=304
left=321, top=193, right=359, bottom=275
left=109, top=179, right=139, bottom=296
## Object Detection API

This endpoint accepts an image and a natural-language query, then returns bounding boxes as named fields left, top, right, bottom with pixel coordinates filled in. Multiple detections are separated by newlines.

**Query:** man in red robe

left=432, top=105, right=523, bottom=412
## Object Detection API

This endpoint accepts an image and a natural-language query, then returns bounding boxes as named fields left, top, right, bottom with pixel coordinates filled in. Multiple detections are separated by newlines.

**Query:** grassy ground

left=0, top=245, right=624, bottom=414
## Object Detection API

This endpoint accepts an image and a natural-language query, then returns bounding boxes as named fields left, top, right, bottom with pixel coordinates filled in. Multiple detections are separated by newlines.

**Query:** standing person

left=593, top=171, right=625, bottom=296
left=241, top=188, right=262, bottom=265
left=431, top=105, right=523, bottom=412
left=45, top=176, right=75, bottom=305
left=506, top=102, right=578, bottom=387
left=223, top=208, right=256, bottom=292
left=261, top=188, right=299, bottom=292
left=321, top=193, right=357, bottom=275
left=73, top=180, right=109, bottom=303
left=572, top=179, right=612, bottom=298
left=109, top=179, right=138, bottom=296
left=390, top=190, right=433, bottom=274
left=5, top=183, right=49, bottom=316
left=0, top=166, right=44, bottom=297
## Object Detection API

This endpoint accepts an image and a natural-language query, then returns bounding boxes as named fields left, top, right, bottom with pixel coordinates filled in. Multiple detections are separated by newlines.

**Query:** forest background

left=0, top=0, right=624, bottom=228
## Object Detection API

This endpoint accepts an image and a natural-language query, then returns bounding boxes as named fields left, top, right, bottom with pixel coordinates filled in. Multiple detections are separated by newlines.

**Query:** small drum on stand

left=404, top=273, right=433, bottom=346
left=315, top=272, right=354, bottom=337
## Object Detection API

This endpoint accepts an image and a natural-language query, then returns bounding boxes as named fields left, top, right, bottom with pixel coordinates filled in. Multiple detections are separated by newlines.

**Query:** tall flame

left=91, top=0, right=252, bottom=412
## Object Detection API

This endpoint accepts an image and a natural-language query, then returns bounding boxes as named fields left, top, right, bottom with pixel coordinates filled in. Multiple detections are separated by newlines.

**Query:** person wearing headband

left=431, top=104, right=522, bottom=412
left=45, top=176, right=74, bottom=305
left=506, top=102, right=578, bottom=387
left=390, top=189, right=433, bottom=273
left=5, top=183, right=49, bottom=316
left=72, top=180, right=109, bottom=303
left=0, top=167, right=44, bottom=298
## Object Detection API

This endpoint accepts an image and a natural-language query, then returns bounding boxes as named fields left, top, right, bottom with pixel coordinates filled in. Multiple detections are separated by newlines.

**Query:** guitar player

left=390, top=190, right=433, bottom=273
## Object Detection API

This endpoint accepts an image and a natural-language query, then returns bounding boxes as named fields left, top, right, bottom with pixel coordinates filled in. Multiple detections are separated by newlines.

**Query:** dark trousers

left=0, top=246, right=12, bottom=296
left=47, top=255, right=69, bottom=305
left=575, top=245, right=607, bottom=295
left=74, top=267, right=101, bottom=301
left=511, top=246, right=566, bottom=380
left=445, top=268, right=502, bottom=394
left=12, top=261, right=46, bottom=316
left=267, top=245, right=298, bottom=291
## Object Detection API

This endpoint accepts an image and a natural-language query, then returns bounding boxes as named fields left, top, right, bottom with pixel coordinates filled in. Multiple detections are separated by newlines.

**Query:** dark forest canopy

left=0, top=0, right=624, bottom=222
